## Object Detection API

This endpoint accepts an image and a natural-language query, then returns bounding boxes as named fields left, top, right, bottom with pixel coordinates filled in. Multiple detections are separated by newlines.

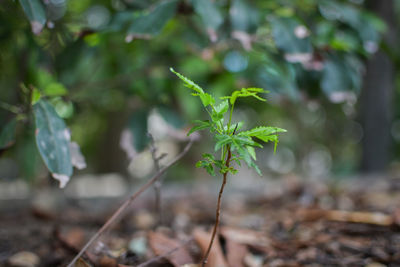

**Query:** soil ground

left=1, top=175, right=400, bottom=267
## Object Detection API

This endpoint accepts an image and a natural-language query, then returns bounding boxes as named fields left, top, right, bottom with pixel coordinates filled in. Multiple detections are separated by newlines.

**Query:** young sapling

left=170, top=68, right=286, bottom=266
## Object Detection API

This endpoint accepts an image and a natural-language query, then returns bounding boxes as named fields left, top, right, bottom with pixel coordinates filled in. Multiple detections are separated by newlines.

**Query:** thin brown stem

left=67, top=138, right=195, bottom=267
left=201, top=146, right=232, bottom=266
left=148, top=132, right=163, bottom=225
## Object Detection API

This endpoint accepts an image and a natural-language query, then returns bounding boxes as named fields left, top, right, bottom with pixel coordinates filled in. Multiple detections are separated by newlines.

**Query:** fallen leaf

left=75, top=258, right=92, bottom=267
left=192, top=228, right=228, bottom=267
left=225, top=238, right=247, bottom=267
left=8, top=251, right=40, bottom=267
left=148, top=231, right=194, bottom=266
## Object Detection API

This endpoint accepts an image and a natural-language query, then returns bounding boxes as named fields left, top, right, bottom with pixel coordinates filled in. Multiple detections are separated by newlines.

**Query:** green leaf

left=191, top=0, right=223, bottom=30
left=222, top=88, right=268, bottom=105
left=31, top=88, right=41, bottom=104
left=19, top=0, right=46, bottom=34
left=188, top=120, right=212, bottom=136
left=214, top=134, right=232, bottom=151
left=0, top=118, right=17, bottom=149
left=211, top=100, right=229, bottom=122
left=198, top=92, right=216, bottom=107
left=196, top=159, right=216, bottom=176
left=170, top=68, right=204, bottom=94
left=239, top=126, right=286, bottom=143
left=34, top=100, right=72, bottom=187
left=44, top=83, right=68, bottom=96
left=236, top=146, right=262, bottom=175
left=247, top=146, right=256, bottom=160
left=171, top=68, right=215, bottom=107
left=128, top=0, right=178, bottom=37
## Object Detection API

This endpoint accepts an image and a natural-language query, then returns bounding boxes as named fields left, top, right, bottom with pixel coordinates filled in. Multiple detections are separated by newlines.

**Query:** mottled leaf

left=34, top=99, right=72, bottom=187
left=19, top=0, right=46, bottom=35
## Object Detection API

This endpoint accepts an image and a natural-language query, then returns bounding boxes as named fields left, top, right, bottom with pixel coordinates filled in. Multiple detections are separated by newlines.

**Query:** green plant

left=170, top=68, right=286, bottom=266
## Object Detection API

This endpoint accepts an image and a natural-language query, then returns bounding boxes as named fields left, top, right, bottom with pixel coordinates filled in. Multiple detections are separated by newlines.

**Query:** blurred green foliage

left=0, top=0, right=396, bottom=183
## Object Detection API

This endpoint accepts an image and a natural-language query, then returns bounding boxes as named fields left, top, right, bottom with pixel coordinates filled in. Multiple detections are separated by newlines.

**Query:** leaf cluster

left=171, top=68, right=286, bottom=176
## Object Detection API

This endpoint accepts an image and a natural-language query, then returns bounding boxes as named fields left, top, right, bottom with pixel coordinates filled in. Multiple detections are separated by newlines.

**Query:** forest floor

left=1, top=174, right=400, bottom=267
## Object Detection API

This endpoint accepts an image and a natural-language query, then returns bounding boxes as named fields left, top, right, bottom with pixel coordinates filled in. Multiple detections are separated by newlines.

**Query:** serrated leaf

left=19, top=0, right=46, bottom=35
left=211, top=100, right=229, bottom=122
left=223, top=88, right=268, bottom=105
left=247, top=146, right=256, bottom=160
left=128, top=0, right=178, bottom=37
left=0, top=118, right=17, bottom=149
left=199, top=92, right=216, bottom=107
left=214, top=134, right=232, bottom=151
left=236, top=146, right=262, bottom=175
left=170, top=68, right=204, bottom=94
left=239, top=126, right=286, bottom=142
left=188, top=120, right=211, bottom=136
left=34, top=100, right=72, bottom=187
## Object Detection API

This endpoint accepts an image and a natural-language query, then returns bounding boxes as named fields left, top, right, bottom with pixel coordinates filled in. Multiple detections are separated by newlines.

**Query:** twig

left=136, top=238, right=193, bottom=267
left=201, top=146, right=232, bottom=266
left=67, top=138, right=195, bottom=267
left=148, top=132, right=164, bottom=225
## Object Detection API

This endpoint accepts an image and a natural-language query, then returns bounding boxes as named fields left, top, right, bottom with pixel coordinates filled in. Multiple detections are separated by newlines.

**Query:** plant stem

left=201, top=146, right=231, bottom=267
left=148, top=132, right=163, bottom=226
left=66, top=138, right=195, bottom=267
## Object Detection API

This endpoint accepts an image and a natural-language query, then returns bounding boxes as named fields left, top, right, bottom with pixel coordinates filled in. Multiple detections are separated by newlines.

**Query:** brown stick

left=67, top=138, right=195, bottom=267
left=201, top=146, right=232, bottom=266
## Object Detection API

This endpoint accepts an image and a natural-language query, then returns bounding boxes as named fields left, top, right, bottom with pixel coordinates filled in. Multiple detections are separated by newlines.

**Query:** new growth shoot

left=170, top=68, right=286, bottom=266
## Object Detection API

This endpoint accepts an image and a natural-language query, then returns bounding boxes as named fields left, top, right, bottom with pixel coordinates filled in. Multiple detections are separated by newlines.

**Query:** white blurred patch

left=69, top=142, right=86, bottom=170
left=86, top=5, right=110, bottom=29
left=284, top=53, right=312, bottom=64
left=0, top=180, right=29, bottom=200
left=65, top=173, right=127, bottom=198
left=31, top=21, right=44, bottom=35
left=52, top=173, right=70, bottom=188
left=363, top=41, right=378, bottom=54
left=294, top=25, right=310, bottom=39
left=232, top=31, right=253, bottom=51
left=120, top=128, right=137, bottom=160
left=328, top=91, right=357, bottom=104
left=128, top=151, right=155, bottom=179
left=302, top=146, right=332, bottom=178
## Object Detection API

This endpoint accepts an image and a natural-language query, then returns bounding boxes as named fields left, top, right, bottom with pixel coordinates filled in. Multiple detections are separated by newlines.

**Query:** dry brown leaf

left=192, top=228, right=228, bottom=267
left=220, top=227, right=270, bottom=247
left=148, top=231, right=194, bottom=267
left=98, top=255, right=117, bottom=267
left=225, top=239, right=247, bottom=267
left=297, top=208, right=393, bottom=226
